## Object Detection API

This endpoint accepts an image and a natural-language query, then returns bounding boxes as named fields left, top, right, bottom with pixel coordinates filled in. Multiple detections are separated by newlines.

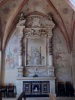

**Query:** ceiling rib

left=47, top=0, right=71, bottom=52
left=0, top=0, right=8, bottom=7
left=65, top=0, right=75, bottom=11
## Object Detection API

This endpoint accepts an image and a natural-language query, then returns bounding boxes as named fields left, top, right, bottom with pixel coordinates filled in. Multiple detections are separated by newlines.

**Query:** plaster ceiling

left=65, top=0, right=75, bottom=11
left=0, top=0, right=75, bottom=51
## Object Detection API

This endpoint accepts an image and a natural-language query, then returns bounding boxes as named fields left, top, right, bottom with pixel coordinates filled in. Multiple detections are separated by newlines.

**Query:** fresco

left=27, top=46, right=45, bottom=66
left=31, top=46, right=41, bottom=65
left=5, top=32, right=20, bottom=70
left=26, top=38, right=46, bottom=66
left=53, top=28, right=72, bottom=82
left=0, top=0, right=73, bottom=39
left=5, top=27, right=72, bottom=82
left=1, top=0, right=74, bottom=85
left=0, top=0, right=24, bottom=32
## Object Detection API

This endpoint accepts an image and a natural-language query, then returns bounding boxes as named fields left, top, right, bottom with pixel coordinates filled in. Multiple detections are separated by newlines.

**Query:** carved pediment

left=25, top=14, right=55, bottom=28
left=16, top=13, right=55, bottom=37
left=24, top=28, right=47, bottom=37
left=24, top=14, right=55, bottom=37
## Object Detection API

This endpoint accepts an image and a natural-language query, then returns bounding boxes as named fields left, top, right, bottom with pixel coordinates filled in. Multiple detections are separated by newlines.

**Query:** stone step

left=56, top=97, right=75, bottom=100
left=2, top=97, right=75, bottom=100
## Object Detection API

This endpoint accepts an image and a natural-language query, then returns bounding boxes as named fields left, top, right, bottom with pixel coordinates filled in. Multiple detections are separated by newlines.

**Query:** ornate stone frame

left=16, top=13, right=56, bottom=96
left=17, top=13, right=55, bottom=77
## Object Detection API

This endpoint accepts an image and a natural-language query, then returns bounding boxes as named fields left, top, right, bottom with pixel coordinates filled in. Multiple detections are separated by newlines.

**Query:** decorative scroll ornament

left=25, top=28, right=47, bottom=36
left=24, top=14, right=55, bottom=37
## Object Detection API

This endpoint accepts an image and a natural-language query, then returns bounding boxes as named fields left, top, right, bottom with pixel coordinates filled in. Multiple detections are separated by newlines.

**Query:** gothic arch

left=2, top=0, right=70, bottom=53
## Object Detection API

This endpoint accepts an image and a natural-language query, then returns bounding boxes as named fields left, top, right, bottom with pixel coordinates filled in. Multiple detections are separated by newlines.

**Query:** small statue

left=17, top=12, right=26, bottom=27
left=48, top=13, right=52, bottom=21
left=19, top=12, right=25, bottom=21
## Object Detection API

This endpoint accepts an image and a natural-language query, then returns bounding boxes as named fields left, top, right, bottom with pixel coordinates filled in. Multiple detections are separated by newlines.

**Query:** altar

left=16, top=13, right=56, bottom=96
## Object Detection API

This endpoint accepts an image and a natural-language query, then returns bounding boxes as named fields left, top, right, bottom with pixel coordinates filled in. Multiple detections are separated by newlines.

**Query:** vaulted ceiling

left=0, top=0, right=75, bottom=51
left=65, top=0, right=75, bottom=11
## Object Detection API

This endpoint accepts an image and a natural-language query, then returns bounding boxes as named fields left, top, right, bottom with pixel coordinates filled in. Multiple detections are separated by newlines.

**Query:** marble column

left=47, top=30, right=56, bottom=95
left=47, top=31, right=54, bottom=77
left=47, top=33, right=53, bottom=66
left=17, top=26, right=25, bottom=77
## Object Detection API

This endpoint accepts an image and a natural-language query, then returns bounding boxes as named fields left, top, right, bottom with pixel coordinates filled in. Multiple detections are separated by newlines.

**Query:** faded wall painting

left=5, top=30, right=21, bottom=84
left=5, top=31, right=20, bottom=70
left=31, top=46, right=41, bottom=65
left=26, top=38, right=46, bottom=66
left=53, top=28, right=72, bottom=82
